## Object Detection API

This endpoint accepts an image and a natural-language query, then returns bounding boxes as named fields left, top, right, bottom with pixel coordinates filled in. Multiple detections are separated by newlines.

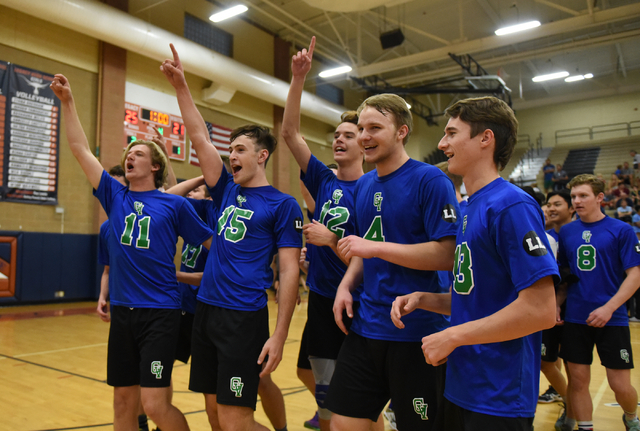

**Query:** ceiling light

left=565, top=75, right=585, bottom=82
left=495, top=21, right=541, bottom=36
left=532, top=71, right=569, bottom=82
left=209, top=5, right=248, bottom=23
left=584, top=73, right=594, bottom=79
left=319, top=66, right=352, bottom=78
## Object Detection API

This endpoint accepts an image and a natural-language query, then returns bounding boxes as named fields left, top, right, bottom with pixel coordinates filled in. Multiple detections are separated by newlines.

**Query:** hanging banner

left=0, top=61, right=8, bottom=199
left=1, top=63, right=60, bottom=204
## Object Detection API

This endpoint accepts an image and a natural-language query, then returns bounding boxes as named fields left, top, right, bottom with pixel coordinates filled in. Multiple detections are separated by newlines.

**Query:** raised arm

left=160, top=44, right=223, bottom=187
left=165, top=176, right=205, bottom=197
left=50, top=74, right=104, bottom=189
left=150, top=125, right=177, bottom=189
left=337, top=235, right=456, bottom=271
left=281, top=37, right=316, bottom=174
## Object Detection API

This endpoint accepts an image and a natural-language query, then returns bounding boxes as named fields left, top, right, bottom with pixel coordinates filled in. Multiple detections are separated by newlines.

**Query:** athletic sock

left=577, top=420, right=593, bottom=430
left=624, top=410, right=638, bottom=422
left=565, top=418, right=576, bottom=430
left=275, top=427, right=288, bottom=431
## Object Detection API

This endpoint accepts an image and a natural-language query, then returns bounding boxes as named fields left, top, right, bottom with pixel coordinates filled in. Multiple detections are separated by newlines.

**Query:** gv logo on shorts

left=413, top=398, right=428, bottom=420
left=230, top=377, right=244, bottom=397
left=151, top=361, right=163, bottom=379
left=541, top=343, right=547, bottom=356
left=621, top=349, right=630, bottom=363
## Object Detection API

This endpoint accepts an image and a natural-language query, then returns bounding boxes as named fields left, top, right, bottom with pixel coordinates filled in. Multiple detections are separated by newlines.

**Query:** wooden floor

left=0, top=291, right=638, bottom=431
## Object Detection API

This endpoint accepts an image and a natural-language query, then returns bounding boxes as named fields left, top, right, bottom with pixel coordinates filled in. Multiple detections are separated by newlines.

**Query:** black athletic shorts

left=541, top=324, right=563, bottom=362
left=297, top=321, right=312, bottom=370
left=441, top=398, right=534, bottom=431
left=189, top=301, right=269, bottom=409
left=560, top=322, right=634, bottom=369
left=306, top=290, right=357, bottom=359
left=175, top=310, right=195, bottom=364
left=325, top=331, right=445, bottom=430
left=107, top=306, right=181, bottom=388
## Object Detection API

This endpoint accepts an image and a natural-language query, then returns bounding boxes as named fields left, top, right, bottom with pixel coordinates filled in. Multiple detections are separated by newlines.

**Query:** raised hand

left=160, top=43, right=187, bottom=88
left=50, top=74, right=73, bottom=103
left=291, top=36, right=315, bottom=79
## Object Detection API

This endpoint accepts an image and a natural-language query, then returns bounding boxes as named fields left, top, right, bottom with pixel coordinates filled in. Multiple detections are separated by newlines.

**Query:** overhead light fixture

left=532, top=71, right=569, bottom=82
left=495, top=20, right=541, bottom=36
left=565, top=73, right=594, bottom=82
left=319, top=66, right=352, bottom=78
left=209, top=5, right=248, bottom=23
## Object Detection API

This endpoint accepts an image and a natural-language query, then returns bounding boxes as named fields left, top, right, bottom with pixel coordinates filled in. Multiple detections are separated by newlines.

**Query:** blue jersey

left=94, top=171, right=213, bottom=309
left=199, top=167, right=303, bottom=311
left=301, top=155, right=360, bottom=300
left=350, top=159, right=459, bottom=342
left=558, top=216, right=640, bottom=326
left=446, top=177, right=559, bottom=418
left=547, top=228, right=559, bottom=243
left=98, top=220, right=110, bottom=266
left=178, top=198, right=213, bottom=314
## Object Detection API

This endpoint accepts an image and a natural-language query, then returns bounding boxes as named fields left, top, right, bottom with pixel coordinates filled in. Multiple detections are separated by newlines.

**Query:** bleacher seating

left=562, top=147, right=600, bottom=178
left=424, top=148, right=447, bottom=166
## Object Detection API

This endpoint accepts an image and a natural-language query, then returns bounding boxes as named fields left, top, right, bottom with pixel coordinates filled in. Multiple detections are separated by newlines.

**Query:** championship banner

left=1, top=63, right=60, bottom=204
left=189, top=121, right=232, bottom=166
left=0, top=61, right=8, bottom=199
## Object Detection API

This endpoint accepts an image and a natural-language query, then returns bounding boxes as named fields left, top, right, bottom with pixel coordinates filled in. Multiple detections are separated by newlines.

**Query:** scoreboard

left=124, top=102, right=186, bottom=161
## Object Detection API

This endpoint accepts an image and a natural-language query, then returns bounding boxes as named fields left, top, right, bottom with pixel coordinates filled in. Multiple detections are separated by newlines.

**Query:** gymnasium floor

left=0, top=290, right=638, bottom=430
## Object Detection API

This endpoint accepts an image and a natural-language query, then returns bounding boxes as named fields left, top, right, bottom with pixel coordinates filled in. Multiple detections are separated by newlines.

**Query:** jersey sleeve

left=206, top=165, right=233, bottom=209
left=98, top=221, right=110, bottom=266
left=493, top=201, right=560, bottom=292
left=274, top=197, right=304, bottom=249
left=186, top=198, right=211, bottom=221
left=420, top=173, right=460, bottom=240
left=619, top=224, right=640, bottom=271
left=301, top=154, right=335, bottom=201
left=177, top=198, right=214, bottom=246
left=93, top=170, right=123, bottom=216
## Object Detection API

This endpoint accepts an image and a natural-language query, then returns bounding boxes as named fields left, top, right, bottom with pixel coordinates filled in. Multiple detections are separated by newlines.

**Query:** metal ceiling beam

left=616, top=43, right=628, bottom=78
left=534, top=0, right=581, bottom=17
left=363, top=10, right=450, bottom=46
left=353, top=2, right=640, bottom=78
left=323, top=11, right=355, bottom=65
left=386, top=28, right=640, bottom=86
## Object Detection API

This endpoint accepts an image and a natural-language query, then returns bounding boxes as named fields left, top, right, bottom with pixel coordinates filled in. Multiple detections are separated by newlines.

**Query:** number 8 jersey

left=558, top=216, right=640, bottom=326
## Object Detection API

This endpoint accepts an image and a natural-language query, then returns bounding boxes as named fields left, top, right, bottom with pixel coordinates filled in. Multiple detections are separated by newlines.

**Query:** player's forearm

left=416, top=292, right=452, bottom=316
left=166, top=176, right=205, bottom=196
left=176, top=271, right=203, bottom=286
left=447, top=276, right=556, bottom=347
left=165, top=163, right=177, bottom=189
left=99, top=267, right=109, bottom=300
left=173, top=85, right=223, bottom=185
left=337, top=256, right=364, bottom=293
left=61, top=97, right=91, bottom=157
left=272, top=254, right=300, bottom=340
left=281, top=75, right=311, bottom=172
left=369, top=237, right=456, bottom=271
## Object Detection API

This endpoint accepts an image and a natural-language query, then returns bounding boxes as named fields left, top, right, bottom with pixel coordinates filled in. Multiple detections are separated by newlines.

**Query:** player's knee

left=113, top=387, right=139, bottom=416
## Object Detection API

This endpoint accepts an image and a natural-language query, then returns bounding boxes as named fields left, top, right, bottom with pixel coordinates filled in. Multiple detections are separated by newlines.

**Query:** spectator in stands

left=631, top=150, right=640, bottom=170
left=633, top=206, right=640, bottom=241
left=615, top=164, right=623, bottom=178
left=617, top=198, right=634, bottom=224
left=543, top=158, right=555, bottom=193
left=602, top=188, right=616, bottom=210
left=620, top=162, right=634, bottom=185
left=612, top=178, right=630, bottom=198
left=552, top=164, right=569, bottom=191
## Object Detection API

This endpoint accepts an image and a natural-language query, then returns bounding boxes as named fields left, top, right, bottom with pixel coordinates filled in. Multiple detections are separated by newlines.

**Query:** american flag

left=189, top=121, right=232, bottom=166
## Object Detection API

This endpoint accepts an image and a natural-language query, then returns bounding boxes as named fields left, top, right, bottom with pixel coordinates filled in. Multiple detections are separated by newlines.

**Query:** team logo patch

left=134, top=201, right=144, bottom=216
left=230, top=377, right=244, bottom=397
left=151, top=361, right=163, bottom=379
left=635, top=243, right=640, bottom=254
left=294, top=217, right=303, bottom=232
left=582, top=230, right=592, bottom=243
left=413, top=398, right=429, bottom=420
left=441, top=204, right=457, bottom=223
left=237, top=195, right=247, bottom=207
left=621, top=349, right=630, bottom=363
left=462, top=215, right=468, bottom=235
left=332, top=189, right=343, bottom=205
left=522, top=231, right=548, bottom=256
left=373, top=192, right=383, bottom=212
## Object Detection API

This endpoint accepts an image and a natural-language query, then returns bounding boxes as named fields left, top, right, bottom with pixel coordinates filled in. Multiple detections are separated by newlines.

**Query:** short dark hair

left=230, top=125, right=277, bottom=167
left=340, top=111, right=358, bottom=126
left=326, top=163, right=338, bottom=170
left=108, top=165, right=125, bottom=178
left=546, top=189, right=572, bottom=208
left=445, top=96, right=518, bottom=171
left=521, top=186, right=545, bottom=206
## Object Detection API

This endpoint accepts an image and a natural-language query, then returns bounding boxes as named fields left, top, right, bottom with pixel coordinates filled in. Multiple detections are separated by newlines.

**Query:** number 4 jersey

left=199, top=167, right=303, bottom=311
left=447, top=177, right=559, bottom=418
left=558, top=216, right=640, bottom=326
left=94, top=171, right=214, bottom=309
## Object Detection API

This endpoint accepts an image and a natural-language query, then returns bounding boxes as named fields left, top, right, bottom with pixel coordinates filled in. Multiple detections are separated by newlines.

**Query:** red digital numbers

left=172, top=122, right=185, bottom=136
left=125, top=109, right=139, bottom=125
